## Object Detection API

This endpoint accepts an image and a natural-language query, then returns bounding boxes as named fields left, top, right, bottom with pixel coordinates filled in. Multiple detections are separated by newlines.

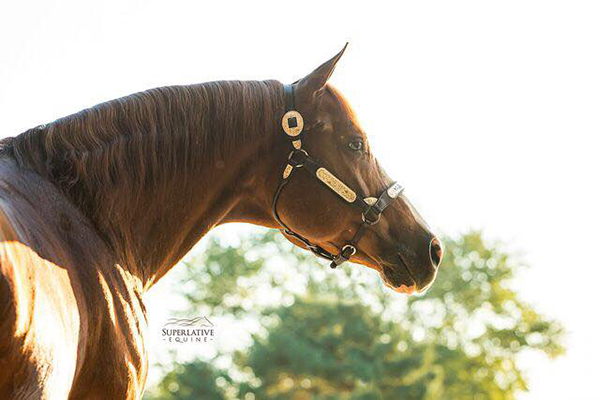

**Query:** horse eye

left=348, top=140, right=364, bottom=152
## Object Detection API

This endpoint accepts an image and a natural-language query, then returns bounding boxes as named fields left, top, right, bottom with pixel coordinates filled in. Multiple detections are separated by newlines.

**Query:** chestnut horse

left=0, top=46, right=442, bottom=399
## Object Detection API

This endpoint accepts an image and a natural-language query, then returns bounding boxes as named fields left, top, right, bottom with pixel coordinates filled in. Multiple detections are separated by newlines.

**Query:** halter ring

left=362, top=212, right=381, bottom=225
left=287, top=149, right=308, bottom=168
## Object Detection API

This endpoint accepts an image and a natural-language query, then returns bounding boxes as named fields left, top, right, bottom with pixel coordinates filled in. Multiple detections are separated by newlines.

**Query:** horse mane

left=4, top=80, right=283, bottom=221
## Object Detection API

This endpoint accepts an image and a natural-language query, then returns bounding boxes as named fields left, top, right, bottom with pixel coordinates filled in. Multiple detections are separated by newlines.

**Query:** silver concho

left=387, top=183, right=404, bottom=199
left=282, top=110, right=304, bottom=137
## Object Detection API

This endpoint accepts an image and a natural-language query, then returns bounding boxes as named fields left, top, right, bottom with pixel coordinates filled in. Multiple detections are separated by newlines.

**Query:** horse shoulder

left=0, top=177, right=87, bottom=398
left=0, top=158, right=149, bottom=399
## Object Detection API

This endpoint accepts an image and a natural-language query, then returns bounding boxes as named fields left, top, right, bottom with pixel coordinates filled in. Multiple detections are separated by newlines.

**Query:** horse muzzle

left=380, top=237, right=443, bottom=294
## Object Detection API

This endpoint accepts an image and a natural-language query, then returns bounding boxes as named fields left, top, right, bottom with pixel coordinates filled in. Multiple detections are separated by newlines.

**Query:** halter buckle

left=330, top=245, right=356, bottom=269
left=342, top=244, right=357, bottom=257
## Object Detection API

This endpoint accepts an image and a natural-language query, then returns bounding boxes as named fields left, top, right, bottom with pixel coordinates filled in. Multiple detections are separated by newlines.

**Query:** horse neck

left=13, top=81, right=286, bottom=289
left=116, top=132, right=282, bottom=289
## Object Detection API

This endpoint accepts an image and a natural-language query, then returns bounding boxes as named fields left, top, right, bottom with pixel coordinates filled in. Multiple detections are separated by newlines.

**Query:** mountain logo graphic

left=163, top=316, right=214, bottom=327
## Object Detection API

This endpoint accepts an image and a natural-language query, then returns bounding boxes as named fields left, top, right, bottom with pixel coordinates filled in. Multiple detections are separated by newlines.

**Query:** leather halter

left=271, top=84, right=405, bottom=269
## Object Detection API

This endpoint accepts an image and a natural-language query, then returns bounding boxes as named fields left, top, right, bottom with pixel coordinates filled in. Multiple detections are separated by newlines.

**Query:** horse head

left=272, top=46, right=442, bottom=294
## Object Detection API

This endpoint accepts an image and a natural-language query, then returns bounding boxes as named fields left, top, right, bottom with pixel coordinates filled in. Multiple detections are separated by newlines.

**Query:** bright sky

left=1, top=0, right=599, bottom=398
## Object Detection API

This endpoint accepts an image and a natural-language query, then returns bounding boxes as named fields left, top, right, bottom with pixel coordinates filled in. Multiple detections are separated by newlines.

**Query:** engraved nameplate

left=316, top=168, right=357, bottom=203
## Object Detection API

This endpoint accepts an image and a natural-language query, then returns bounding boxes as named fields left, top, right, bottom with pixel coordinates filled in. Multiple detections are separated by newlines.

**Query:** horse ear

left=296, top=43, right=348, bottom=98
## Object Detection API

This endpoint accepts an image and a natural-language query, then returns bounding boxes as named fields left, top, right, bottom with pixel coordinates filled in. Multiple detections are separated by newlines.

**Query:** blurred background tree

left=145, top=361, right=231, bottom=400
left=144, top=231, right=564, bottom=400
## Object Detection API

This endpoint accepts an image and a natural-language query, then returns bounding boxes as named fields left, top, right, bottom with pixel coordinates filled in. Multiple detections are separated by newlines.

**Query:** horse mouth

left=380, top=258, right=418, bottom=295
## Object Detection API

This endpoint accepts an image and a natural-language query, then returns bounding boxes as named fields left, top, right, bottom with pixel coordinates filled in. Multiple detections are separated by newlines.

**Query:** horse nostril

left=429, top=238, right=443, bottom=268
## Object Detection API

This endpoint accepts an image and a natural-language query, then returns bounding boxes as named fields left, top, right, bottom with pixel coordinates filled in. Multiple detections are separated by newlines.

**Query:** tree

left=145, top=361, right=231, bottom=400
left=144, top=231, right=564, bottom=400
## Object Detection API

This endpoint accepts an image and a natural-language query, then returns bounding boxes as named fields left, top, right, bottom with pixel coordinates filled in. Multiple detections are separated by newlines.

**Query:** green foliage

left=176, top=235, right=267, bottom=317
left=144, top=361, right=231, bottom=400
left=145, top=231, right=564, bottom=400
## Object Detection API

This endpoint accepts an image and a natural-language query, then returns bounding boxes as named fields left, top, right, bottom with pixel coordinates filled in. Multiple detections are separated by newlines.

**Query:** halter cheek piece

left=271, top=84, right=405, bottom=269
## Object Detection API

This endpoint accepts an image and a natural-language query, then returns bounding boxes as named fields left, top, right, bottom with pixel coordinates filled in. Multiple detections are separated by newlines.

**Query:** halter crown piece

left=271, top=84, right=405, bottom=269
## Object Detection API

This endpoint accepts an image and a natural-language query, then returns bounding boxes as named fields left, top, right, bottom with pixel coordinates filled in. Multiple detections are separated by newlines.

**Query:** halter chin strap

left=271, top=84, right=405, bottom=269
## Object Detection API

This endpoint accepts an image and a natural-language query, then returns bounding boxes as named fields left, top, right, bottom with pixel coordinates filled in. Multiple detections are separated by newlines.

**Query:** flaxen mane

left=3, top=80, right=283, bottom=221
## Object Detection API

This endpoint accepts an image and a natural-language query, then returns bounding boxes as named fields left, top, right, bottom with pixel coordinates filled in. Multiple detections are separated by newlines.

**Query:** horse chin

left=383, top=280, right=417, bottom=295
left=377, top=260, right=420, bottom=295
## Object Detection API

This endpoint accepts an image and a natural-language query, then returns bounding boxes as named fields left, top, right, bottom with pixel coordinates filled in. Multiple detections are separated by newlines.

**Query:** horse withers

left=0, top=46, right=442, bottom=399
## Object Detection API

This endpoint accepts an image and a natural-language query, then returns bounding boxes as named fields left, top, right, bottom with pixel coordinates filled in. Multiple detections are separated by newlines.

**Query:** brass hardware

left=364, top=197, right=377, bottom=206
left=292, top=140, right=302, bottom=149
left=282, top=110, right=304, bottom=137
left=283, top=164, right=293, bottom=179
left=316, top=168, right=357, bottom=203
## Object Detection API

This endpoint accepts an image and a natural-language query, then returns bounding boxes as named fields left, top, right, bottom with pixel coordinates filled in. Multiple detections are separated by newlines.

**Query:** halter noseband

left=271, top=84, right=405, bottom=269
